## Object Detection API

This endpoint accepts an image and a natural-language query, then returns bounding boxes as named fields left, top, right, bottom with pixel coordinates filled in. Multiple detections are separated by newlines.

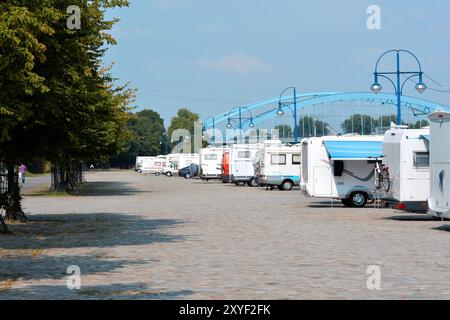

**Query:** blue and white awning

left=323, top=140, right=383, bottom=160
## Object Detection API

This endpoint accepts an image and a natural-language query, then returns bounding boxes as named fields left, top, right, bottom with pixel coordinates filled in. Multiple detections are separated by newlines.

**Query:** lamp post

left=370, top=49, right=426, bottom=125
left=276, top=87, right=298, bottom=143
left=226, top=107, right=255, bottom=143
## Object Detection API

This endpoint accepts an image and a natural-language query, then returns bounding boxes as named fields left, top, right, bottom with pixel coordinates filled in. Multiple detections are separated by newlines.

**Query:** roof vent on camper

left=264, top=140, right=282, bottom=147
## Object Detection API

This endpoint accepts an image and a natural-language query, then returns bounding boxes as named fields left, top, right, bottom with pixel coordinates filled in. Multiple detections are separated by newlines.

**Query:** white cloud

left=198, top=53, right=271, bottom=75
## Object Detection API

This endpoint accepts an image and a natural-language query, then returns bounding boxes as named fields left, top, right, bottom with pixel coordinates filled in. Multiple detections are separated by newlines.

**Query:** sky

left=104, top=0, right=450, bottom=126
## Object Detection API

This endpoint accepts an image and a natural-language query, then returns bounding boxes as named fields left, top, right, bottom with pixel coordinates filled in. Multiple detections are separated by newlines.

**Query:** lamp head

left=226, top=122, right=232, bottom=129
left=276, top=109, right=285, bottom=116
left=370, top=83, right=382, bottom=94
left=249, top=122, right=255, bottom=128
left=415, top=82, right=427, bottom=94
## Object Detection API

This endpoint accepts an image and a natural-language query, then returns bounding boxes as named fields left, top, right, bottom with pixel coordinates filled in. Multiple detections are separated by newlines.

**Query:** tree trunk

left=0, top=215, right=11, bottom=234
left=5, top=163, right=27, bottom=222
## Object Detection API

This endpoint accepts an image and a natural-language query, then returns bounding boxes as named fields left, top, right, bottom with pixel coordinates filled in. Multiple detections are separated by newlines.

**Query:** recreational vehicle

left=199, top=146, right=230, bottom=180
left=161, top=153, right=199, bottom=176
left=381, top=126, right=430, bottom=212
left=300, top=135, right=383, bottom=207
left=229, top=144, right=262, bottom=186
left=138, top=155, right=167, bottom=175
left=428, top=111, right=450, bottom=219
left=255, top=140, right=301, bottom=191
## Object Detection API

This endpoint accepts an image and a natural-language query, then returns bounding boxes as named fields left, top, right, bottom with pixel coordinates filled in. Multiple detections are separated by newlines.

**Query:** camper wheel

left=280, top=180, right=294, bottom=191
left=166, top=172, right=173, bottom=177
left=184, top=173, right=191, bottom=179
left=349, top=192, right=368, bottom=208
left=155, top=172, right=161, bottom=176
left=235, top=181, right=246, bottom=187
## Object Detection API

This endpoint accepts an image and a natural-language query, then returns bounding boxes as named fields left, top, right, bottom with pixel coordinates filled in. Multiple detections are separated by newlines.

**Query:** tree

left=110, top=109, right=166, bottom=168
left=168, top=108, right=200, bottom=153
left=274, top=124, right=293, bottom=139
left=0, top=0, right=132, bottom=231
left=298, top=116, right=331, bottom=138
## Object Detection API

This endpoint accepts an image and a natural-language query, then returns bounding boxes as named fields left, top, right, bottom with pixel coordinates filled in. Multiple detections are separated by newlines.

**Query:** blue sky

left=105, top=0, right=450, bottom=125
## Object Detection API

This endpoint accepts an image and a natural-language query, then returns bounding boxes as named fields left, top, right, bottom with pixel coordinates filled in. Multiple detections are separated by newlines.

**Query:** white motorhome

left=301, top=135, right=383, bottom=207
left=139, top=155, right=167, bottom=175
left=428, top=111, right=450, bottom=219
left=255, top=140, right=301, bottom=191
left=161, top=153, right=199, bottom=176
left=229, top=144, right=262, bottom=186
left=199, top=146, right=230, bottom=180
left=381, top=126, right=430, bottom=212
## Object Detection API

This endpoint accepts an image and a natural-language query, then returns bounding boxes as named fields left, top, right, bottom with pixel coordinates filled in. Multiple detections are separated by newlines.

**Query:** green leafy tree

left=274, top=124, right=293, bottom=139
left=111, top=109, right=166, bottom=168
left=298, top=116, right=331, bottom=138
left=168, top=108, right=200, bottom=152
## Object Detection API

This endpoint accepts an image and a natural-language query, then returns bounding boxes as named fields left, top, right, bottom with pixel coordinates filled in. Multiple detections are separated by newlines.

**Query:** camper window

left=205, top=154, right=218, bottom=161
left=413, top=152, right=429, bottom=168
left=238, top=151, right=251, bottom=159
left=292, top=154, right=301, bottom=165
left=271, top=154, right=286, bottom=165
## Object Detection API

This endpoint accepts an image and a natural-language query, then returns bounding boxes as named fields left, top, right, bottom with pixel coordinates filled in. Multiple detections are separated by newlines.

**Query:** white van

left=199, top=146, right=230, bottom=180
left=301, top=135, right=383, bottom=207
left=139, top=155, right=167, bottom=175
left=255, top=140, right=301, bottom=191
left=381, top=126, right=430, bottom=212
left=428, top=111, right=450, bottom=219
left=161, top=153, right=199, bottom=176
left=229, top=144, right=262, bottom=186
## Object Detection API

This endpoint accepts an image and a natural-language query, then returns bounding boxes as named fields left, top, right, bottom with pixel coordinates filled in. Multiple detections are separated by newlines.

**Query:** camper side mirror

left=333, top=160, right=344, bottom=177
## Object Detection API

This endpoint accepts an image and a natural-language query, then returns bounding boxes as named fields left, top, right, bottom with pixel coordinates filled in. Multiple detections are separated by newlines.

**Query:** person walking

left=19, top=163, right=27, bottom=184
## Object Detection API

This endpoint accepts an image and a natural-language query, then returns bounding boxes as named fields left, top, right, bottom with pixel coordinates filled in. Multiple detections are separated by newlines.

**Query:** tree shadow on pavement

left=0, top=282, right=195, bottom=300
left=0, top=213, right=185, bottom=250
left=73, top=181, right=150, bottom=197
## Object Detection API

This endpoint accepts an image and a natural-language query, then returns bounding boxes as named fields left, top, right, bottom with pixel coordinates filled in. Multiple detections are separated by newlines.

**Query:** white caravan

left=255, top=140, right=301, bottom=191
left=138, top=155, right=167, bottom=175
left=381, top=126, right=430, bottom=212
left=301, top=135, right=383, bottom=207
left=161, top=153, right=199, bottom=176
left=428, top=111, right=450, bottom=219
left=199, top=146, right=230, bottom=180
left=229, top=144, right=262, bottom=186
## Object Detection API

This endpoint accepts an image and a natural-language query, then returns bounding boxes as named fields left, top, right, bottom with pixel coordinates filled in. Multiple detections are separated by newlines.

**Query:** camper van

left=138, top=155, right=167, bottom=175
left=229, top=144, right=262, bottom=186
left=428, top=111, right=450, bottom=219
left=255, top=140, right=301, bottom=191
left=381, top=126, right=430, bottom=212
left=161, top=153, right=199, bottom=176
left=199, top=146, right=230, bottom=180
left=301, top=135, right=383, bottom=207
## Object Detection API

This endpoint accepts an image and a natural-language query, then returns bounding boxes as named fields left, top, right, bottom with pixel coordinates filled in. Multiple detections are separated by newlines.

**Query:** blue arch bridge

left=202, top=91, right=450, bottom=145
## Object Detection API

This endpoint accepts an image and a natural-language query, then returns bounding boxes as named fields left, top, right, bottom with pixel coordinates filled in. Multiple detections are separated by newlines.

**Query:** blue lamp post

left=226, top=107, right=255, bottom=143
left=276, top=87, right=298, bottom=143
left=370, top=49, right=426, bottom=125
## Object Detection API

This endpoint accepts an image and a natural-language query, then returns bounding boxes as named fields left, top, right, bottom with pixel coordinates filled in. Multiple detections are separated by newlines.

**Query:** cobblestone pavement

left=0, top=171, right=449, bottom=300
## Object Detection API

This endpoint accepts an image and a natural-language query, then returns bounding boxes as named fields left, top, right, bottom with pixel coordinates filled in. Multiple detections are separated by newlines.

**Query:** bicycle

left=374, top=162, right=391, bottom=192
